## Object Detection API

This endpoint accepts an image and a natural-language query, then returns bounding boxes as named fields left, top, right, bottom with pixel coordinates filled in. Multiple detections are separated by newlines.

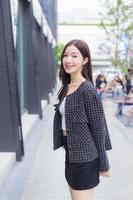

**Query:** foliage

left=54, top=43, right=64, bottom=70
left=99, top=0, right=133, bottom=71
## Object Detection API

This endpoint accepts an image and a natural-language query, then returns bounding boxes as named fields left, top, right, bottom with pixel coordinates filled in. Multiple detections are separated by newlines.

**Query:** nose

left=65, top=56, right=72, bottom=64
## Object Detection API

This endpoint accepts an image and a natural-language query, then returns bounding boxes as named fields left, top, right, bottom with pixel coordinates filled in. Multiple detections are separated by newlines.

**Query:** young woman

left=95, top=74, right=107, bottom=99
left=53, top=39, right=112, bottom=200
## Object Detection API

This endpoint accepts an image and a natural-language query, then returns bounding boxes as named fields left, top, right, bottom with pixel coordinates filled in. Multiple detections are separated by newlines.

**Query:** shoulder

left=80, top=80, right=100, bottom=101
left=81, top=80, right=97, bottom=94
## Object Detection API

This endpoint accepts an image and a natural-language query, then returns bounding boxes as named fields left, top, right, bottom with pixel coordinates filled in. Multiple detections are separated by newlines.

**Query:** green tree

left=99, top=0, right=133, bottom=72
left=54, top=43, right=64, bottom=70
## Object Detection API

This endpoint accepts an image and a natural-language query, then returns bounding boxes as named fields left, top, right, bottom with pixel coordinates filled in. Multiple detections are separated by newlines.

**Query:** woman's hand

left=99, top=171, right=111, bottom=177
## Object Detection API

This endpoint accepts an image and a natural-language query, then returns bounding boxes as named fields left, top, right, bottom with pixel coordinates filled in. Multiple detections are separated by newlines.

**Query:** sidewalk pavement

left=0, top=85, right=133, bottom=200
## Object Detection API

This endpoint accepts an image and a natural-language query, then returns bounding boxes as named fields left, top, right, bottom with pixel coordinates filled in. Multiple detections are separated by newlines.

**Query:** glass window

left=10, top=0, right=26, bottom=114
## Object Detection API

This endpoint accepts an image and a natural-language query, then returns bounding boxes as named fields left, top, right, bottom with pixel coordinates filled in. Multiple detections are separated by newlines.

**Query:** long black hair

left=58, top=39, right=93, bottom=100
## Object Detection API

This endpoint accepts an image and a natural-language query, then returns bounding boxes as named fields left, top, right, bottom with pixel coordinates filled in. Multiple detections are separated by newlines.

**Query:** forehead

left=64, top=45, right=80, bottom=54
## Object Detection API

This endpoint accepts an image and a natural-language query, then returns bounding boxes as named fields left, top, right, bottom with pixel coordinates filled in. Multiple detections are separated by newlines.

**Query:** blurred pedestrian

left=53, top=39, right=112, bottom=200
left=113, top=76, right=125, bottom=116
left=124, top=74, right=132, bottom=95
left=126, top=107, right=133, bottom=126
left=95, top=73, right=107, bottom=99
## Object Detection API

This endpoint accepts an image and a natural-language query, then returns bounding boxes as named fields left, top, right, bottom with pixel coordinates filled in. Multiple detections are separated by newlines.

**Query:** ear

left=83, top=57, right=89, bottom=65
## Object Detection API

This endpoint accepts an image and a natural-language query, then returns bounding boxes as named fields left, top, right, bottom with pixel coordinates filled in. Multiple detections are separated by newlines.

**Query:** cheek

left=75, top=59, right=83, bottom=67
left=62, top=58, right=65, bottom=66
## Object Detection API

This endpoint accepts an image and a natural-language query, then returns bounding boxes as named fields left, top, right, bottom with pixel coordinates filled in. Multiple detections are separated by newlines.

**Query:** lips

left=65, top=65, right=74, bottom=69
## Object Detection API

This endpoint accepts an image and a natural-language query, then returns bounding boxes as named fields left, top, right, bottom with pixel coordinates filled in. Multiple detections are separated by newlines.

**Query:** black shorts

left=63, top=136, right=100, bottom=190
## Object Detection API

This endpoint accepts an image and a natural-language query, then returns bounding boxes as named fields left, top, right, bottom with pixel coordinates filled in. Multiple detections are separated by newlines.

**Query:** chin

left=66, top=72, right=76, bottom=75
left=65, top=69, right=77, bottom=74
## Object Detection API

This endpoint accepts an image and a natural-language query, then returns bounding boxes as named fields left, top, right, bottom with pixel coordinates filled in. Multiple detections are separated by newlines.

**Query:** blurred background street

left=0, top=81, right=133, bottom=200
left=0, top=0, right=133, bottom=199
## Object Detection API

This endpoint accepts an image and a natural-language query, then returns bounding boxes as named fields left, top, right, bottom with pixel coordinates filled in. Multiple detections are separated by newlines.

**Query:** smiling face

left=62, top=45, right=88, bottom=75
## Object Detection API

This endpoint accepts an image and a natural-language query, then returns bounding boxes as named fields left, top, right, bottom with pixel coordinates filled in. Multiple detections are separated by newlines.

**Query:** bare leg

left=68, top=185, right=93, bottom=200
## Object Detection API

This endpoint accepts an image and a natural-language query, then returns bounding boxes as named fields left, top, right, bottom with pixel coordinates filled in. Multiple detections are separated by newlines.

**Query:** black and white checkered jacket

left=53, top=80, right=112, bottom=171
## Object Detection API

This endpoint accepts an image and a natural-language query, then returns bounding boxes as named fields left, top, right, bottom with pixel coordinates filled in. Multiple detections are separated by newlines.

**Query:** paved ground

left=0, top=88, right=133, bottom=200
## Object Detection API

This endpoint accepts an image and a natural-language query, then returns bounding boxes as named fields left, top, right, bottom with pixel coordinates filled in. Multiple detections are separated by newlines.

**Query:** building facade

left=0, top=0, right=57, bottom=160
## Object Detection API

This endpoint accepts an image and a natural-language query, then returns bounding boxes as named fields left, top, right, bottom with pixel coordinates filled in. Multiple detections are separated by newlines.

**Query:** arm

left=83, top=87, right=112, bottom=171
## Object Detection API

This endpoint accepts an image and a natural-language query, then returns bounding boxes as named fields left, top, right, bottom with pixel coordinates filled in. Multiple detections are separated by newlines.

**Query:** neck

left=70, top=74, right=85, bottom=84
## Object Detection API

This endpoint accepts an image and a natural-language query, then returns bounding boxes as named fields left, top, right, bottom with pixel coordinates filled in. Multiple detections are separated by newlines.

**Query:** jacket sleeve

left=83, top=87, right=112, bottom=171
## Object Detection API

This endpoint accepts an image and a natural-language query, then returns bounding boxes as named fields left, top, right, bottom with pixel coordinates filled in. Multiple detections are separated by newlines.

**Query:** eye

left=72, top=55, right=78, bottom=58
left=63, top=54, right=68, bottom=57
